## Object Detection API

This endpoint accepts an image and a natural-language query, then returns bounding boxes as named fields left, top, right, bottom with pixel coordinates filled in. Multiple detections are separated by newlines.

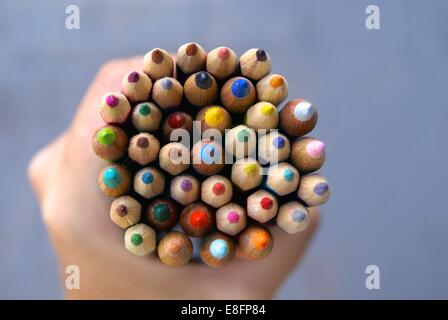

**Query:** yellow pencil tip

left=204, top=107, right=224, bottom=127
left=243, top=163, right=258, bottom=175
left=261, top=104, right=275, bottom=115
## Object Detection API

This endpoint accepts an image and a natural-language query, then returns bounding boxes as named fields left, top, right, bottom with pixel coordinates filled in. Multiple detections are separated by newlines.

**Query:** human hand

left=28, top=56, right=320, bottom=299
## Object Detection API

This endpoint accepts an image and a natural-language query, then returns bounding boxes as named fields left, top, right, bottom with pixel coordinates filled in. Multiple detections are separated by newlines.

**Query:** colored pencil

left=216, top=203, right=247, bottom=236
left=176, top=42, right=207, bottom=75
left=128, top=133, right=160, bottom=165
left=131, top=102, right=163, bottom=132
left=110, top=195, right=141, bottom=229
left=257, top=131, right=290, bottom=165
left=98, top=92, right=131, bottom=124
left=98, top=164, right=131, bottom=197
left=221, top=76, right=257, bottom=113
left=133, top=167, right=165, bottom=199
left=191, top=139, right=225, bottom=176
left=279, top=99, right=318, bottom=137
left=170, top=174, right=201, bottom=205
left=151, top=77, right=183, bottom=109
left=124, top=223, right=156, bottom=256
left=92, top=125, right=128, bottom=161
left=238, top=224, right=273, bottom=260
left=162, top=111, right=193, bottom=142
left=184, top=71, right=218, bottom=107
left=266, top=162, right=300, bottom=196
left=201, top=175, right=233, bottom=208
left=158, top=142, right=190, bottom=175
left=246, top=190, right=278, bottom=223
left=276, top=201, right=310, bottom=234
left=244, top=101, right=279, bottom=131
left=120, top=70, right=152, bottom=103
left=200, top=232, right=236, bottom=268
left=206, top=47, right=238, bottom=80
left=239, top=48, right=272, bottom=80
left=146, top=198, right=179, bottom=231
left=196, top=105, right=232, bottom=134
left=256, top=74, right=288, bottom=106
left=231, top=158, right=262, bottom=191
left=179, top=202, right=214, bottom=238
left=290, top=137, right=326, bottom=174
left=297, top=174, right=331, bottom=207
left=224, top=125, right=257, bottom=159
left=158, top=231, right=193, bottom=267
left=143, top=48, right=174, bottom=80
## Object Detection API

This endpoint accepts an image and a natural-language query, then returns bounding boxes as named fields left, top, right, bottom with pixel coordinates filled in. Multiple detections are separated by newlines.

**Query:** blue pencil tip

left=231, top=79, right=250, bottom=98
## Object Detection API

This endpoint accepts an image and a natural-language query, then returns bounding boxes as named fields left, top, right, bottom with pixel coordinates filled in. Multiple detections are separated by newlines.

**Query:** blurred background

left=1, top=0, right=447, bottom=299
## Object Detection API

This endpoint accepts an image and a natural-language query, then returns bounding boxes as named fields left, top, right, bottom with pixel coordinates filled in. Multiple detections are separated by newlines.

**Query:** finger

left=27, top=132, right=68, bottom=202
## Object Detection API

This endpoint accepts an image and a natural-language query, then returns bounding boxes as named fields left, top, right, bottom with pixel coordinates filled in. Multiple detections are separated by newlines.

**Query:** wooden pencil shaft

left=184, top=71, right=218, bottom=107
left=280, top=99, right=318, bottom=137
left=239, top=48, right=272, bottom=80
left=297, top=174, right=331, bottom=207
left=159, top=142, right=190, bottom=175
left=98, top=164, right=131, bottom=198
left=277, top=201, right=310, bottom=234
left=245, top=101, right=279, bottom=131
left=196, top=105, right=232, bottom=134
left=152, top=77, right=183, bottom=109
left=201, top=175, right=233, bottom=208
left=266, top=162, right=300, bottom=196
left=257, top=131, right=290, bottom=165
left=120, top=70, right=153, bottom=103
left=92, top=125, right=128, bottom=161
left=132, top=102, right=163, bottom=132
left=216, top=203, right=247, bottom=236
left=221, top=76, right=257, bottom=113
left=176, top=42, right=207, bottom=75
left=128, top=133, right=160, bottom=165
left=225, top=125, right=257, bottom=159
left=98, top=92, right=131, bottom=124
left=231, top=158, right=262, bottom=192
left=143, top=48, right=174, bottom=80
left=110, top=196, right=141, bottom=229
left=238, top=224, right=273, bottom=260
left=170, top=174, right=200, bottom=205
left=180, top=202, right=214, bottom=238
left=134, top=167, right=165, bottom=199
left=146, top=198, right=179, bottom=231
left=206, top=47, right=238, bottom=80
left=125, top=223, right=156, bottom=256
left=290, top=137, right=325, bottom=174
left=256, top=74, right=288, bottom=106
left=158, top=231, right=193, bottom=267
left=200, top=232, right=236, bottom=268
left=247, top=190, right=278, bottom=223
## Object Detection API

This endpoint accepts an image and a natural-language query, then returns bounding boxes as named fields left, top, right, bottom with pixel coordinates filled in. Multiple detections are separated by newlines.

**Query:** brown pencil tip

left=256, top=49, right=268, bottom=62
left=186, top=43, right=198, bottom=56
left=152, top=49, right=164, bottom=64
left=137, top=137, right=149, bottom=148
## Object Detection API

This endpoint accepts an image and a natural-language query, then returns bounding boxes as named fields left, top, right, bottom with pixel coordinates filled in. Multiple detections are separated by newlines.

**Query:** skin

left=27, top=56, right=320, bottom=299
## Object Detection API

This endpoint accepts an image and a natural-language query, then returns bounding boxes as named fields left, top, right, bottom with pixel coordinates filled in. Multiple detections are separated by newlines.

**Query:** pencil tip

left=217, top=47, right=230, bottom=60
left=195, top=71, right=212, bottom=89
left=256, top=49, right=267, bottom=61
left=137, top=137, right=149, bottom=148
left=151, top=49, right=164, bottom=64
left=127, top=71, right=140, bottom=83
left=269, top=75, right=284, bottom=88
left=186, top=43, right=198, bottom=56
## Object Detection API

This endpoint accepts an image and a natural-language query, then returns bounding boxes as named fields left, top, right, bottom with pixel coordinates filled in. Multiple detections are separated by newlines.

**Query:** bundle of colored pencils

left=92, top=43, right=331, bottom=268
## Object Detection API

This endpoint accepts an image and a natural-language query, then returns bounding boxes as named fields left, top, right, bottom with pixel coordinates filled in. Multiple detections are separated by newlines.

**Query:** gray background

left=1, top=0, right=447, bottom=299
